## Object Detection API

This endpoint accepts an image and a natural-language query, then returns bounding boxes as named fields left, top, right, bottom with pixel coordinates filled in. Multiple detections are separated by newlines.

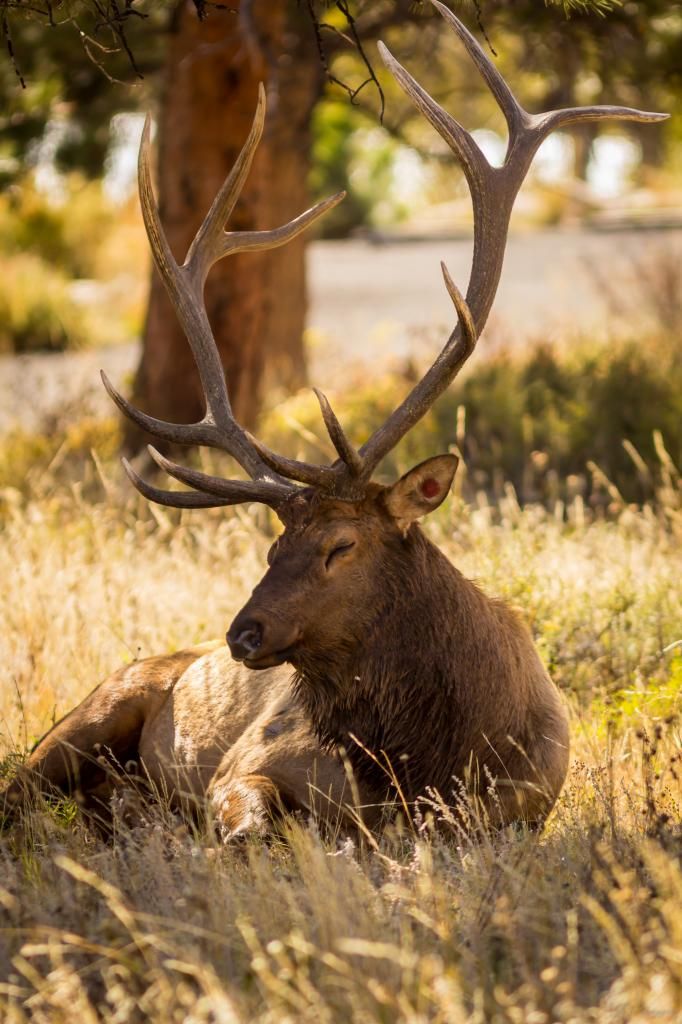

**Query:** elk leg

left=208, top=773, right=284, bottom=841
left=2, top=644, right=217, bottom=817
left=207, top=694, right=372, bottom=841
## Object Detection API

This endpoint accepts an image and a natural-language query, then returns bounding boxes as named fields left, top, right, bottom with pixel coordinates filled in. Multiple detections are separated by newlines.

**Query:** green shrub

left=0, top=175, right=115, bottom=279
left=261, top=333, right=682, bottom=507
left=448, top=338, right=682, bottom=503
left=593, top=652, right=682, bottom=736
left=0, top=253, right=96, bottom=353
left=0, top=175, right=148, bottom=348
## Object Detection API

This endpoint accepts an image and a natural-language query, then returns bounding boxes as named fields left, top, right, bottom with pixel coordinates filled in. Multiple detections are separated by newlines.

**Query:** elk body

left=3, top=2, right=666, bottom=838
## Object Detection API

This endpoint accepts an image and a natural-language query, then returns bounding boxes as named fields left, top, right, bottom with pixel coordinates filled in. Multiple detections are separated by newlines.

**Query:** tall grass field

left=0, top=284, right=675, bottom=1019
left=1, top=321, right=681, bottom=1022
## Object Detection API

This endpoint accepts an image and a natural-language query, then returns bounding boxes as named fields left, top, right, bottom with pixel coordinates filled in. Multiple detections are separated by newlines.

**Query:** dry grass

left=1, top=462, right=681, bottom=1022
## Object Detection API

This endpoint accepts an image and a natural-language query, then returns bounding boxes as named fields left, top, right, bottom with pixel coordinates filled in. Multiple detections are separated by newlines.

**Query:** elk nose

left=227, top=620, right=263, bottom=661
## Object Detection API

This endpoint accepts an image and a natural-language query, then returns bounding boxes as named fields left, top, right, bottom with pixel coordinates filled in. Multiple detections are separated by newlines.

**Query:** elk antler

left=108, top=5, right=667, bottom=510
left=103, top=84, right=345, bottom=510
left=332, top=0, right=668, bottom=486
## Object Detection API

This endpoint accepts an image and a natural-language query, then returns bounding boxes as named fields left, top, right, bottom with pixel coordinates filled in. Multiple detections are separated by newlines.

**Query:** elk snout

left=227, top=619, right=264, bottom=661
left=226, top=609, right=300, bottom=670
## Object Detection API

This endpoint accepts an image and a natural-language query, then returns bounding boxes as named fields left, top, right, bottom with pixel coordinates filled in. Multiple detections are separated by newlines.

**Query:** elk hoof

left=210, top=777, right=274, bottom=844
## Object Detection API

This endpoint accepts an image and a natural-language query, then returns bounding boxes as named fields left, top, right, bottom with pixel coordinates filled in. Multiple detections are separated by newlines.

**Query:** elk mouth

left=242, top=642, right=300, bottom=671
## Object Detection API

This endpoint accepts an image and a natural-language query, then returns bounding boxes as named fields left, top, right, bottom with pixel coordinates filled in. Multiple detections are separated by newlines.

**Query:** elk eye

left=325, top=541, right=355, bottom=569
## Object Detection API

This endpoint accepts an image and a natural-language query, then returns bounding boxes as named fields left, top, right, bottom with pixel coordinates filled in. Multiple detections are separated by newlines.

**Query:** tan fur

left=3, top=646, right=351, bottom=838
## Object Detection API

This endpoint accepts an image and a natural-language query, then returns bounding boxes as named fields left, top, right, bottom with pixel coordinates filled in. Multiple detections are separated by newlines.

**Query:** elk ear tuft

left=383, top=454, right=458, bottom=531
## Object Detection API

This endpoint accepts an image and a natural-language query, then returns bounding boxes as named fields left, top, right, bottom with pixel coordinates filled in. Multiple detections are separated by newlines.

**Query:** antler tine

left=122, top=458, right=239, bottom=510
left=136, top=105, right=274, bottom=478
left=538, top=104, right=669, bottom=134
left=185, top=83, right=268, bottom=283
left=101, top=371, right=219, bottom=449
left=430, top=0, right=524, bottom=134
left=196, top=192, right=346, bottom=266
left=246, top=433, right=340, bottom=489
left=184, top=84, right=345, bottom=276
left=439, top=262, right=476, bottom=363
left=344, top=272, right=477, bottom=479
left=377, top=41, right=485, bottom=196
left=427, top=2, right=667, bottom=152
left=343, top=2, right=668, bottom=482
left=313, top=389, right=363, bottom=477
left=146, top=447, right=292, bottom=508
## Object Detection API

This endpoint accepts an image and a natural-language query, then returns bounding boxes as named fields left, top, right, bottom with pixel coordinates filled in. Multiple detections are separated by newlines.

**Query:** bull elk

left=3, top=2, right=666, bottom=837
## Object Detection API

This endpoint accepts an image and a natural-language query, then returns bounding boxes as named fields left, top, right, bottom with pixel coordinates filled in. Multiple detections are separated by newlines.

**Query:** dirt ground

left=1, top=224, right=679, bottom=432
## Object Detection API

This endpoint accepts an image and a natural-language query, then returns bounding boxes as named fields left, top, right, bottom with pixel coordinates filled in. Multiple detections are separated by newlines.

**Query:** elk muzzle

left=227, top=610, right=300, bottom=670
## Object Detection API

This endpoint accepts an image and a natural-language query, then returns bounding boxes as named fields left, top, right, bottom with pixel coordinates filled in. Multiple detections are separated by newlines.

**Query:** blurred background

left=0, top=0, right=680, bottom=510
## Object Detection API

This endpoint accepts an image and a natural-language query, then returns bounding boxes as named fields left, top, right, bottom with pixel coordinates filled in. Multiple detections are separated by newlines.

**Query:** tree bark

left=124, top=0, right=321, bottom=453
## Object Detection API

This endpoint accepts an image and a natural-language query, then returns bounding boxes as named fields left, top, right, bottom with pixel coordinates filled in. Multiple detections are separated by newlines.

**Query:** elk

left=3, top=2, right=665, bottom=838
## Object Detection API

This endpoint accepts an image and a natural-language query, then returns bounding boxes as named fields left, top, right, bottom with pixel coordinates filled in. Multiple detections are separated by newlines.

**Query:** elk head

left=226, top=455, right=458, bottom=669
left=104, top=1, right=666, bottom=674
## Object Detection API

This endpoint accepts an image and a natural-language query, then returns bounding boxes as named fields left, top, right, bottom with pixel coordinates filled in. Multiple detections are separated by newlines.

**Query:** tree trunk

left=124, top=0, right=321, bottom=454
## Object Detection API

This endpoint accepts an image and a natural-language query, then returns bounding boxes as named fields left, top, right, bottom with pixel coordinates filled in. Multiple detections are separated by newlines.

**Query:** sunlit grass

left=1, top=451, right=680, bottom=1021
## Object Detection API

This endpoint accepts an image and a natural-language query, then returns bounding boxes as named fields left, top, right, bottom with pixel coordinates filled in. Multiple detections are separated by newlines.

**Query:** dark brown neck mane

left=292, top=528, right=535, bottom=802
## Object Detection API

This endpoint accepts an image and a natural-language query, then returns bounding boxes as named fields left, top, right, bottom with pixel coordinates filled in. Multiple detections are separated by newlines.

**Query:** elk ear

left=383, top=454, right=458, bottom=531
